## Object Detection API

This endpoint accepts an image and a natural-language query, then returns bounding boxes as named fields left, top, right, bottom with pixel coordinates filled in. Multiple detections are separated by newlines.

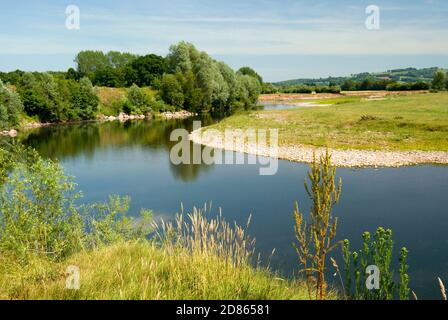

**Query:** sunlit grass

left=0, top=207, right=318, bottom=300
left=212, top=92, right=448, bottom=151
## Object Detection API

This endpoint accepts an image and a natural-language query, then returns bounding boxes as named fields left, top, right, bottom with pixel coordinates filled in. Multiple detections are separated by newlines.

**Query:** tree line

left=0, top=42, right=263, bottom=129
left=264, top=69, right=448, bottom=94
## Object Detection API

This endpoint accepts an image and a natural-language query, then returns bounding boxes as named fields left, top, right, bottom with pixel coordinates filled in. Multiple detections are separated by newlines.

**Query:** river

left=20, top=114, right=448, bottom=299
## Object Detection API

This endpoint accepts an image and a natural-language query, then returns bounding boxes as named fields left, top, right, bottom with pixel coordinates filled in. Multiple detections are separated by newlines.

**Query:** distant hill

left=274, top=67, right=445, bottom=86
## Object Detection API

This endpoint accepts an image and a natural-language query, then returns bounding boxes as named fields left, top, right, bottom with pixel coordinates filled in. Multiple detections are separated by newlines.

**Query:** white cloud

left=1, top=8, right=447, bottom=56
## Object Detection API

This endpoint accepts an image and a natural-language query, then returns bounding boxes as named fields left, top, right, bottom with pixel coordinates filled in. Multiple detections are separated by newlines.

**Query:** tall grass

left=0, top=145, right=310, bottom=300
left=0, top=202, right=311, bottom=300
left=156, top=205, right=255, bottom=268
left=0, top=241, right=312, bottom=300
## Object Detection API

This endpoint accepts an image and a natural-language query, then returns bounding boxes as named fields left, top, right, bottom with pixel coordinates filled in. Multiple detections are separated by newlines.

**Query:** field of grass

left=212, top=92, right=448, bottom=151
left=0, top=242, right=312, bottom=300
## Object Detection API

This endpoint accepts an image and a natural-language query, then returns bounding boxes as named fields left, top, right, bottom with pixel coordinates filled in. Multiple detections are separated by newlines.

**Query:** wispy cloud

left=0, top=0, right=447, bottom=79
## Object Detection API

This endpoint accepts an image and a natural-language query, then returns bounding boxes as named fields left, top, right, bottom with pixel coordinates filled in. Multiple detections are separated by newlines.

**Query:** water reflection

left=21, top=116, right=218, bottom=182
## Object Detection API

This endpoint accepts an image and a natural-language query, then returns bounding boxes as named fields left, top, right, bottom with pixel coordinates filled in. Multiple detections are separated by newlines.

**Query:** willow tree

left=163, top=42, right=262, bottom=112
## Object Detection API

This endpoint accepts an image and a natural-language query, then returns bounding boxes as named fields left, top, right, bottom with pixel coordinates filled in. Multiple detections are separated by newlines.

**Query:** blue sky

left=0, top=0, right=447, bottom=81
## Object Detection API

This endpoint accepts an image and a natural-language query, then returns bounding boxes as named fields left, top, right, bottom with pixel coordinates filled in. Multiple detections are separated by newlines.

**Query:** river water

left=20, top=113, right=448, bottom=299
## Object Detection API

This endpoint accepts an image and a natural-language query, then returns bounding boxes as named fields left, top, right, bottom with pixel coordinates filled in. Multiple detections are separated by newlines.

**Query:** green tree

left=0, top=146, right=152, bottom=261
left=106, top=51, right=138, bottom=69
left=166, top=41, right=198, bottom=74
left=72, top=77, right=99, bottom=120
left=237, top=66, right=263, bottom=85
left=75, top=51, right=110, bottom=76
left=0, top=80, right=23, bottom=129
left=18, top=72, right=63, bottom=122
left=17, top=72, right=98, bottom=122
left=432, top=70, right=446, bottom=91
left=162, top=42, right=260, bottom=112
left=93, top=67, right=124, bottom=87
left=124, top=54, right=166, bottom=87
left=160, top=74, right=184, bottom=109
left=341, top=79, right=357, bottom=91
left=235, top=74, right=262, bottom=108
left=66, top=68, right=81, bottom=81
left=126, top=84, right=151, bottom=114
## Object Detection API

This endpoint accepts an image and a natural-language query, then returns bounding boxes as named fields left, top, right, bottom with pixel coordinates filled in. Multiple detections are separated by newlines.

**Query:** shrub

left=149, top=99, right=175, bottom=112
left=0, top=80, right=24, bottom=129
left=160, top=74, right=185, bottom=108
left=432, top=70, right=447, bottom=91
left=294, top=151, right=342, bottom=300
left=341, top=228, right=410, bottom=300
left=0, top=146, right=152, bottom=262
left=72, top=77, right=99, bottom=120
left=126, top=84, right=151, bottom=114
left=18, top=73, right=63, bottom=122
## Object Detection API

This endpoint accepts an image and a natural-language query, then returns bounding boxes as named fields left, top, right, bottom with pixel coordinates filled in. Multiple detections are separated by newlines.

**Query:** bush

left=0, top=146, right=152, bottom=262
left=432, top=70, right=447, bottom=91
left=18, top=73, right=63, bottom=122
left=160, top=74, right=185, bottom=108
left=72, top=77, right=99, bottom=120
left=148, top=99, right=175, bottom=112
left=126, top=84, right=152, bottom=114
left=17, top=73, right=99, bottom=122
left=341, top=228, right=410, bottom=300
left=0, top=80, right=23, bottom=129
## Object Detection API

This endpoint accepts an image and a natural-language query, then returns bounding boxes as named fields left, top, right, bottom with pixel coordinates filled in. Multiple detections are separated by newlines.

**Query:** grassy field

left=0, top=242, right=311, bottom=300
left=211, top=92, right=448, bottom=151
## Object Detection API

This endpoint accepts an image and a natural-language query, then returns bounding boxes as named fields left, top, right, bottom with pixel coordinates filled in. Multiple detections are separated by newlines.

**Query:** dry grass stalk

left=438, top=277, right=447, bottom=301
left=155, top=204, right=255, bottom=268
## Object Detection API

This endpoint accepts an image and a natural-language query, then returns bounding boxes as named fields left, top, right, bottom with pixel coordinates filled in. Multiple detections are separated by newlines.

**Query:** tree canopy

left=161, top=42, right=262, bottom=112
left=0, top=42, right=264, bottom=124
left=237, top=67, right=263, bottom=85
left=124, top=54, right=166, bottom=87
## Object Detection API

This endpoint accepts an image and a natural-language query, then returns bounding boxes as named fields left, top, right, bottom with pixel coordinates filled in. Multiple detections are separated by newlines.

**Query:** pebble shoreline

left=189, top=129, right=448, bottom=168
left=0, top=111, right=197, bottom=137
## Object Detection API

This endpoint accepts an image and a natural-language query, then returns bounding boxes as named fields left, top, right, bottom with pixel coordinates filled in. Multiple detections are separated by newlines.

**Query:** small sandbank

left=189, top=129, right=448, bottom=168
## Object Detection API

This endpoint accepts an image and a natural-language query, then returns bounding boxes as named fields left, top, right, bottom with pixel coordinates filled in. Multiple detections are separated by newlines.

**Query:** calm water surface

left=20, top=116, right=448, bottom=299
